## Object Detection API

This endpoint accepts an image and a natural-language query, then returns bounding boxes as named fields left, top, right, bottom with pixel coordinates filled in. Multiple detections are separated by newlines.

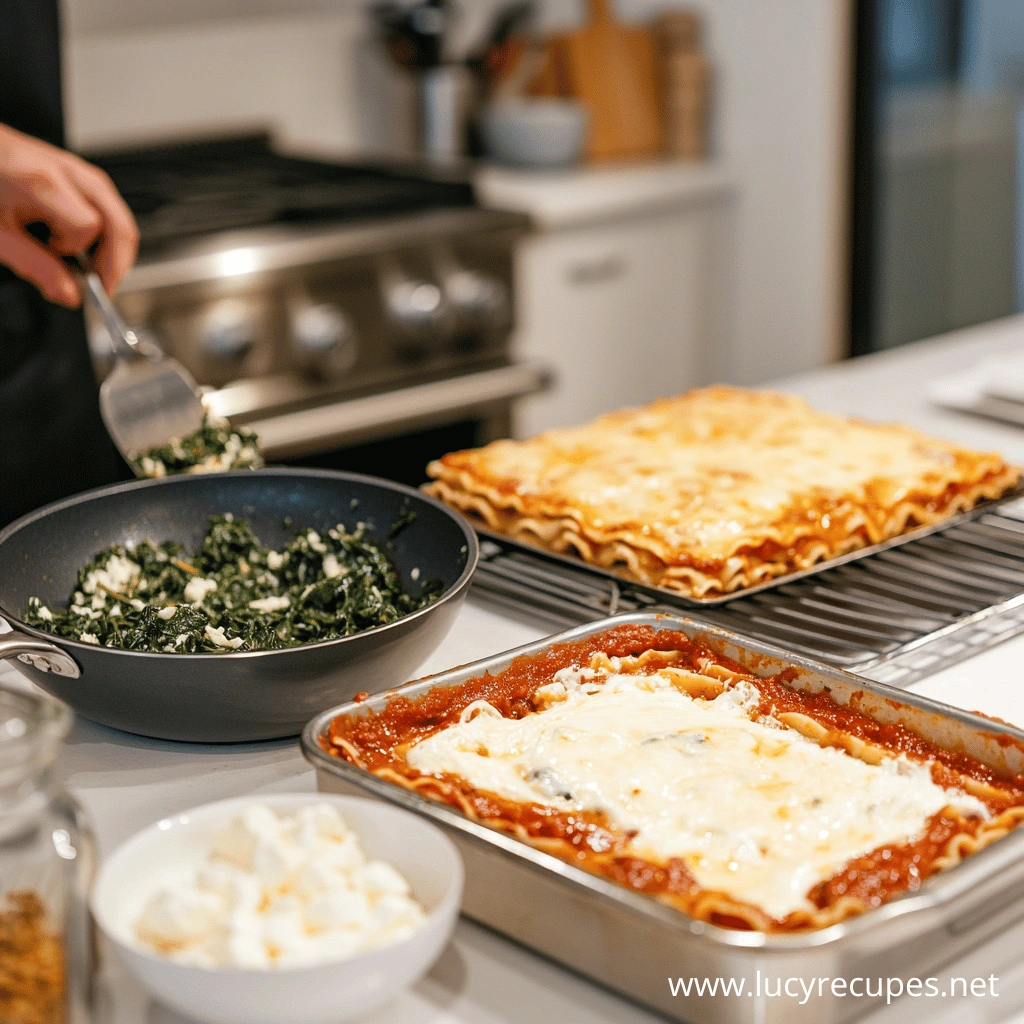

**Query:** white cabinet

left=477, top=161, right=736, bottom=436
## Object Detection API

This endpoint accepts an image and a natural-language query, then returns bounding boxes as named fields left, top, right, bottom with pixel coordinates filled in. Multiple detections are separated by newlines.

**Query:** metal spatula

left=78, top=253, right=206, bottom=472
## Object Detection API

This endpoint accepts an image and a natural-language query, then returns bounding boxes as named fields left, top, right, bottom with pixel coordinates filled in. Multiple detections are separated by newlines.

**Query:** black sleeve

left=0, top=0, right=128, bottom=526
left=0, top=0, right=65, bottom=146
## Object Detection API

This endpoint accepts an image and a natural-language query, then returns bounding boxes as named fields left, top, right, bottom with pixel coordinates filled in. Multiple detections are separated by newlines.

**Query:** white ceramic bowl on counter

left=91, top=793, right=463, bottom=1024
left=480, top=98, right=590, bottom=169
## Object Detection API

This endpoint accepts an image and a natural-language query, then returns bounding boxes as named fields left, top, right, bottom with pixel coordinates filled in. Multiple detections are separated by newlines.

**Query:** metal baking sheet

left=474, top=486, right=1024, bottom=607
left=302, top=612, right=1024, bottom=1024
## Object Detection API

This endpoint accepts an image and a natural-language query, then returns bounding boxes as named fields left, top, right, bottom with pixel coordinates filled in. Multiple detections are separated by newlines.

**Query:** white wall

left=697, top=0, right=853, bottom=381
left=62, top=7, right=419, bottom=157
left=62, top=0, right=851, bottom=383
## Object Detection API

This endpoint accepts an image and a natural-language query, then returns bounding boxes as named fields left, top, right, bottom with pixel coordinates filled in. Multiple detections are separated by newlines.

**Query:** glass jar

left=0, top=682, right=93, bottom=1024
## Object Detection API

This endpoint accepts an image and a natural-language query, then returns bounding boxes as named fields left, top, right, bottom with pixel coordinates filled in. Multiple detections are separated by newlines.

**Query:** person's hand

left=0, top=123, right=138, bottom=307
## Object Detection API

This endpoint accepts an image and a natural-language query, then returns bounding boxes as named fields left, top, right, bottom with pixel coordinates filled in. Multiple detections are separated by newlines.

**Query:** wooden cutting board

left=551, top=0, right=662, bottom=162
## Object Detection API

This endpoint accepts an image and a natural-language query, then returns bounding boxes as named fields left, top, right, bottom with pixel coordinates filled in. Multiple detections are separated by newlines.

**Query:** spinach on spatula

left=131, top=416, right=264, bottom=478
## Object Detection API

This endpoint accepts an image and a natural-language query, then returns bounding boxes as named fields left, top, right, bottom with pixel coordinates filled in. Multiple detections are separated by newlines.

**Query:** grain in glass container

left=0, top=683, right=93, bottom=1024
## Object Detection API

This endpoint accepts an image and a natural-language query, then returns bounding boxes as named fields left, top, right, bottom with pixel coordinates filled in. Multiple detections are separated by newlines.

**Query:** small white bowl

left=481, top=98, right=590, bottom=169
left=91, top=793, right=463, bottom=1024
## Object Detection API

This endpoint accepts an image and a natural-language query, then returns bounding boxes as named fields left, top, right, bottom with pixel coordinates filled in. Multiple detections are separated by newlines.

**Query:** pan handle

left=0, top=628, right=81, bottom=679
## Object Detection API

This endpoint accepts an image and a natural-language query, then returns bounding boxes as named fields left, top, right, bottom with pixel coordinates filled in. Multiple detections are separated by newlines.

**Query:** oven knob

left=200, top=299, right=257, bottom=359
left=385, top=280, right=447, bottom=337
left=290, top=299, right=358, bottom=372
left=293, top=303, right=351, bottom=351
left=444, top=270, right=509, bottom=326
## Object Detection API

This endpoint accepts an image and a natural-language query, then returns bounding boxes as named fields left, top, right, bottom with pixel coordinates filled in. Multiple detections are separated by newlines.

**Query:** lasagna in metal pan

left=425, top=386, right=1019, bottom=599
left=323, top=624, right=1024, bottom=933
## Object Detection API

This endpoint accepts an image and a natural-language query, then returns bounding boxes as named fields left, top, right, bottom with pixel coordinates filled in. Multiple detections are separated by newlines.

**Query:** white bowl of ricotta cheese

left=91, top=793, right=463, bottom=1024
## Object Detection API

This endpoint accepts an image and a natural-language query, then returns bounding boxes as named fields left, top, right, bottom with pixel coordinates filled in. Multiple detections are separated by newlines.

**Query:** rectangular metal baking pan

left=302, top=612, right=1024, bottom=1024
left=475, top=486, right=1024, bottom=607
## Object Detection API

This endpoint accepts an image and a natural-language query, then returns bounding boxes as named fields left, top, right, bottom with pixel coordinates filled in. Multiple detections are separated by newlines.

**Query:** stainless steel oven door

left=208, top=361, right=551, bottom=461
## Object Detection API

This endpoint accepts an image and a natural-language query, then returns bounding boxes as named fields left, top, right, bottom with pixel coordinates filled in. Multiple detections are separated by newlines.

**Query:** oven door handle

left=244, top=362, right=552, bottom=459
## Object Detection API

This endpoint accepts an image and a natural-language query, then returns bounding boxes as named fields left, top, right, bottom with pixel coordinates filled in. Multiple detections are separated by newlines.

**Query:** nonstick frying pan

left=0, top=470, right=477, bottom=742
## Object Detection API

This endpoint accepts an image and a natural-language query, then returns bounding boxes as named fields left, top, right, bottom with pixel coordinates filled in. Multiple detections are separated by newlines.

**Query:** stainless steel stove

left=86, top=136, right=545, bottom=474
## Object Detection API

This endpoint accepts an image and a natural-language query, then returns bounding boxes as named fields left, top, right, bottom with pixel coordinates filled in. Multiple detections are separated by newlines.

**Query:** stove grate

left=87, top=135, right=476, bottom=247
left=470, top=499, right=1024, bottom=686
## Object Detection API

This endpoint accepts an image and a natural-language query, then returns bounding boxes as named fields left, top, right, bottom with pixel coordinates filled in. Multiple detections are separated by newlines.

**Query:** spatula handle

left=74, top=252, right=153, bottom=362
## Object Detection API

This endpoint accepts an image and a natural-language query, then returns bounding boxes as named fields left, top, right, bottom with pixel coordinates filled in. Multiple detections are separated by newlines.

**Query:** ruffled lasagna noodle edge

left=324, top=627, right=1024, bottom=933
left=324, top=630, right=1024, bottom=934
left=425, top=465, right=1020, bottom=599
left=357, top=769, right=1024, bottom=934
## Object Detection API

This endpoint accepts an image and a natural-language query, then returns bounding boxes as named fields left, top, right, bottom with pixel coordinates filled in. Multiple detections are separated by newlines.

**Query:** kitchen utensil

left=463, top=3, right=536, bottom=158
left=92, top=793, right=462, bottom=1024
left=491, top=42, right=549, bottom=100
left=551, top=0, right=662, bottom=161
left=523, top=38, right=564, bottom=98
left=418, top=64, right=472, bottom=163
left=466, top=1, right=535, bottom=88
left=477, top=0, right=535, bottom=60
left=370, top=0, right=453, bottom=70
left=0, top=469, right=477, bottom=742
left=77, top=252, right=206, bottom=470
left=304, top=611, right=1024, bottom=1024
left=369, top=1, right=467, bottom=161
left=480, top=98, right=589, bottom=168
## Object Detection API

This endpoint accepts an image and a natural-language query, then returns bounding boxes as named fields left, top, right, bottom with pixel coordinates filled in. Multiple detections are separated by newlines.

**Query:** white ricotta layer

left=406, top=666, right=987, bottom=919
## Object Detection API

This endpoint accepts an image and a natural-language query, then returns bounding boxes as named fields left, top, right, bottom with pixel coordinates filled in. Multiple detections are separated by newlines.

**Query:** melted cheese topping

left=427, top=386, right=1016, bottom=575
left=406, top=666, right=987, bottom=920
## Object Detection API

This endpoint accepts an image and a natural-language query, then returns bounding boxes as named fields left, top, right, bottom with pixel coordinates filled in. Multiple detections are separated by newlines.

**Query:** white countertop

left=8, top=314, right=1024, bottom=1024
left=475, top=158, right=736, bottom=229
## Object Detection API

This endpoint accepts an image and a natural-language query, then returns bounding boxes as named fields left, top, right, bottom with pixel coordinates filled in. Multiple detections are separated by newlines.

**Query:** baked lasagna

left=425, top=386, right=1019, bottom=599
left=323, top=624, right=1024, bottom=933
